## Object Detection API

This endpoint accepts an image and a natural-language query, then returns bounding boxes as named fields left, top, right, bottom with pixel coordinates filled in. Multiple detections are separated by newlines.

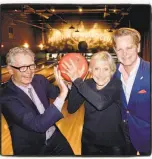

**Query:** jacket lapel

left=7, top=80, right=40, bottom=113
left=128, top=59, right=144, bottom=106
left=31, top=77, right=48, bottom=110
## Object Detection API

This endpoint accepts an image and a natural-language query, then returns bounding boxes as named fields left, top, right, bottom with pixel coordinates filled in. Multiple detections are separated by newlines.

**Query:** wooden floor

left=1, top=100, right=85, bottom=155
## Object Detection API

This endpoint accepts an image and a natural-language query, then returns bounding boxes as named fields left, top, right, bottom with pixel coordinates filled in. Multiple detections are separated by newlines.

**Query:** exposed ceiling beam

left=14, top=19, right=51, bottom=30
left=5, top=8, right=123, bottom=14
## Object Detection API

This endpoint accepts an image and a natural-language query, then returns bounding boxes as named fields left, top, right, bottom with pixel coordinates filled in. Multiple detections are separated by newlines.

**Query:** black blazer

left=0, top=75, right=63, bottom=155
left=68, top=78, right=125, bottom=147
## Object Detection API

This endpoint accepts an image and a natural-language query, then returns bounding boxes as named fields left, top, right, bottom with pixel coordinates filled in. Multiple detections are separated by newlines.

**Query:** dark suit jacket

left=68, top=78, right=125, bottom=147
left=114, top=58, right=150, bottom=152
left=0, top=74, right=63, bottom=155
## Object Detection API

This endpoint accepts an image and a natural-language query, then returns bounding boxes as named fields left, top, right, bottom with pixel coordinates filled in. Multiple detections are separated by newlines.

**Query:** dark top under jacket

left=68, top=78, right=125, bottom=147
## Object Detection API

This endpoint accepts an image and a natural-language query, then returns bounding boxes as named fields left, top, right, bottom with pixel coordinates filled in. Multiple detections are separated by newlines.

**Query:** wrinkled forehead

left=13, top=54, right=34, bottom=66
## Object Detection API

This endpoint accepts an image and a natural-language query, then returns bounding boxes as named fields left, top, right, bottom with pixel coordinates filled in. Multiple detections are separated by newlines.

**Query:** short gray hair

left=6, top=47, right=35, bottom=65
left=89, top=51, right=116, bottom=76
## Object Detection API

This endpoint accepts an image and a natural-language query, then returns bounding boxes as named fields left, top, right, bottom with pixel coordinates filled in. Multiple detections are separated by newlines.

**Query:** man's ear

left=137, top=43, right=141, bottom=53
left=7, top=65, right=14, bottom=75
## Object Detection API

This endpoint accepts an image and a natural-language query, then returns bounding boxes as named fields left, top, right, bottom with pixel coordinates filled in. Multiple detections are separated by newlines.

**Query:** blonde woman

left=62, top=51, right=126, bottom=155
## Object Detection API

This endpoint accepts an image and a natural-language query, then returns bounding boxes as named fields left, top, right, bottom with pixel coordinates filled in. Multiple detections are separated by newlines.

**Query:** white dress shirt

left=119, top=57, right=140, bottom=104
left=13, top=82, right=64, bottom=141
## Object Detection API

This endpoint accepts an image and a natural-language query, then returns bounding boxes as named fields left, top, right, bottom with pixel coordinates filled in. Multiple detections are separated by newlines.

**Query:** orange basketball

left=58, top=53, right=88, bottom=82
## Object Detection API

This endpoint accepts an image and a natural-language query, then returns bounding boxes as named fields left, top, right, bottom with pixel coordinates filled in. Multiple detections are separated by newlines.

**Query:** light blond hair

left=112, top=27, right=141, bottom=48
left=6, top=47, right=35, bottom=65
left=89, top=51, right=116, bottom=76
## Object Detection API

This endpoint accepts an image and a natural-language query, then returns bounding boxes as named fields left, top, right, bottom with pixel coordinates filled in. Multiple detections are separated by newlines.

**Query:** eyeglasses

left=10, top=64, right=36, bottom=72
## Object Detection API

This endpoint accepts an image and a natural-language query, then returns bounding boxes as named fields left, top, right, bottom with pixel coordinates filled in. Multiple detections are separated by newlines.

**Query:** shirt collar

left=17, top=84, right=32, bottom=91
left=130, top=57, right=140, bottom=76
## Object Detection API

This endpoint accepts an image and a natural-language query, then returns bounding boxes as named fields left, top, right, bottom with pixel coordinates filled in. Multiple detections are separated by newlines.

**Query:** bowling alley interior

left=0, top=4, right=150, bottom=155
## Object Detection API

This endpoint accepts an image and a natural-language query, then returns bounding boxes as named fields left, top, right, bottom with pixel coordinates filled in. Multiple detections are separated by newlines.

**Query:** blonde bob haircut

left=6, top=47, right=35, bottom=65
left=89, top=51, right=116, bottom=77
left=112, top=27, right=141, bottom=48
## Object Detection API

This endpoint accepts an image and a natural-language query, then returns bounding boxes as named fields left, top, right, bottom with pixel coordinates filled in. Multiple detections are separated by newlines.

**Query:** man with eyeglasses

left=112, top=28, right=150, bottom=155
left=10, top=64, right=36, bottom=72
left=0, top=47, right=74, bottom=155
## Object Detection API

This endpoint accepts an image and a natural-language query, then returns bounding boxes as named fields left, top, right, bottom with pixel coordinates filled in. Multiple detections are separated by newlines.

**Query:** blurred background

left=0, top=4, right=150, bottom=86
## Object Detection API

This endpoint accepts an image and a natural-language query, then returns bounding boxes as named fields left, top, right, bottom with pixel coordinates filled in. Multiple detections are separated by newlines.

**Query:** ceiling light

left=75, top=29, right=79, bottom=32
left=23, top=42, right=29, bottom=48
left=69, top=25, right=75, bottom=29
left=113, top=5, right=118, bottom=14
left=113, top=9, right=116, bottom=13
left=51, top=9, right=55, bottom=12
left=108, top=29, right=113, bottom=32
left=38, top=43, right=44, bottom=50
left=79, top=7, right=83, bottom=12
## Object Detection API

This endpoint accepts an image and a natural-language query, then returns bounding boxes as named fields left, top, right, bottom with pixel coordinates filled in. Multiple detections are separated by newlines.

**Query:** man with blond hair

left=113, top=28, right=150, bottom=155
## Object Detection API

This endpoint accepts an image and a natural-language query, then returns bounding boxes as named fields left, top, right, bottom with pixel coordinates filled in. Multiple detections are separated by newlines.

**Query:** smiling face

left=7, top=54, right=35, bottom=87
left=90, top=60, right=112, bottom=89
left=114, top=35, right=140, bottom=69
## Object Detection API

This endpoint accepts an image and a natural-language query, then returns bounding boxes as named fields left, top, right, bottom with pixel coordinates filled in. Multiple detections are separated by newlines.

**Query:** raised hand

left=61, top=59, right=85, bottom=82
left=54, top=66, right=68, bottom=100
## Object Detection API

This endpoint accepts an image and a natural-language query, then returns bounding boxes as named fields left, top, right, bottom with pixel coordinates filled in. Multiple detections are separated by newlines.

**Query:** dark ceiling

left=1, top=4, right=150, bottom=31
